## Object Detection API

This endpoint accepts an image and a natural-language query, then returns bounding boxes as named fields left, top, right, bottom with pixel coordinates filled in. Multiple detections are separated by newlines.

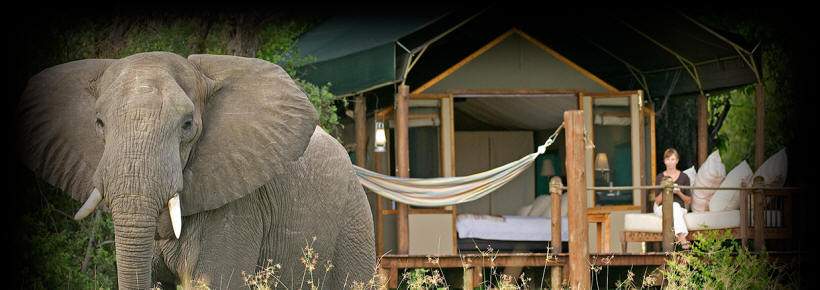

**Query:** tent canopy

left=295, top=10, right=446, bottom=96
left=296, top=6, right=759, bottom=107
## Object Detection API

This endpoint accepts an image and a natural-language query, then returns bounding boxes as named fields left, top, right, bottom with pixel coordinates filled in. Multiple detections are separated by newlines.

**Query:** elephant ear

left=183, top=55, right=318, bottom=215
left=16, top=59, right=116, bottom=203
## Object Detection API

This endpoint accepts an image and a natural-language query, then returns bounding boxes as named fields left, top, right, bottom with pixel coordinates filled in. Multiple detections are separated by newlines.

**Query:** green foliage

left=256, top=19, right=347, bottom=141
left=256, top=20, right=316, bottom=79
left=19, top=179, right=117, bottom=289
left=711, top=86, right=757, bottom=170
left=116, top=18, right=202, bottom=58
left=398, top=268, right=447, bottom=290
left=300, top=80, right=347, bottom=140
left=662, top=229, right=798, bottom=289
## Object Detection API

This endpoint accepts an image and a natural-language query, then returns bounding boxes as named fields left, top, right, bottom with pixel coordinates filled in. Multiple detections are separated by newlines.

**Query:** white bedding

left=455, top=214, right=570, bottom=241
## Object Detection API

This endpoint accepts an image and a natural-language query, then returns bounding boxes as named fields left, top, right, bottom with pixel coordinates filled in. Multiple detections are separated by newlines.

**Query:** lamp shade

left=595, top=153, right=610, bottom=172
left=540, top=159, right=556, bottom=176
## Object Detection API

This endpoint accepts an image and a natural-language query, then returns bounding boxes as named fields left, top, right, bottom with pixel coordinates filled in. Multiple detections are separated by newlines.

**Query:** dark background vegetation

left=5, top=5, right=818, bottom=288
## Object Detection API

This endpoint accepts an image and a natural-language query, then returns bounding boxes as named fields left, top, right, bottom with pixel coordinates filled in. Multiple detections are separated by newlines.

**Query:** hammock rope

left=354, top=123, right=564, bottom=207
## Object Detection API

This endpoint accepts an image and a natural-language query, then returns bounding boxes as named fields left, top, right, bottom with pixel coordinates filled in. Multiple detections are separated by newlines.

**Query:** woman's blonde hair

left=664, top=148, right=679, bottom=160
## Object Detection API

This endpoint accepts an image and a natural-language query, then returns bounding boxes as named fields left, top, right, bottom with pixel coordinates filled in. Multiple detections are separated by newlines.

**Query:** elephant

left=16, top=52, right=376, bottom=289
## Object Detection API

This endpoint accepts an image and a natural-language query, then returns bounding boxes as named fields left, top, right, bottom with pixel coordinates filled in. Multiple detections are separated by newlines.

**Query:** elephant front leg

left=193, top=207, right=266, bottom=289
left=152, top=240, right=179, bottom=289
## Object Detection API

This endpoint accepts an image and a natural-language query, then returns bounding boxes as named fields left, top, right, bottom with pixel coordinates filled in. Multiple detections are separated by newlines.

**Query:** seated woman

left=654, top=148, right=692, bottom=250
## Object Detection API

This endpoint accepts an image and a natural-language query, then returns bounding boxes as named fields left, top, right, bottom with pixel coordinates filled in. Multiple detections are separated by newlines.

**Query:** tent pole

left=396, top=85, right=410, bottom=254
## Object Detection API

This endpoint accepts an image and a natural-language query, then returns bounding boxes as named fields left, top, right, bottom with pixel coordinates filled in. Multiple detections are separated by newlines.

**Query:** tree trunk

left=225, top=12, right=264, bottom=58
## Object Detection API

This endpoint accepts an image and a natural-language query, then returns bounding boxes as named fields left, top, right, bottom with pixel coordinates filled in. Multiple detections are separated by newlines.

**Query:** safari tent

left=295, top=7, right=782, bottom=288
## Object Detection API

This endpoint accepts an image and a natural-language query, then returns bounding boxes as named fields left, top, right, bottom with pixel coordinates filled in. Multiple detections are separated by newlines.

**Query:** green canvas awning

left=296, top=12, right=445, bottom=96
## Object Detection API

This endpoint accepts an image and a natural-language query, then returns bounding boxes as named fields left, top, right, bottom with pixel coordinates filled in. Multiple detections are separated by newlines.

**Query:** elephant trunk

left=110, top=194, right=161, bottom=290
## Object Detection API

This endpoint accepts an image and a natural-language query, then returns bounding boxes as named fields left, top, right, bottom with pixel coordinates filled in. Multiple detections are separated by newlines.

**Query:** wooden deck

left=378, top=251, right=801, bottom=289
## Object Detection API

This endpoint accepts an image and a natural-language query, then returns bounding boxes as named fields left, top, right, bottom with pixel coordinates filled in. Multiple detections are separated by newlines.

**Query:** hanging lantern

left=374, top=121, right=387, bottom=152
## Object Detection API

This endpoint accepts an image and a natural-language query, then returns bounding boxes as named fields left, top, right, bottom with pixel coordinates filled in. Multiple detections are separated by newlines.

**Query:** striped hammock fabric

left=354, top=124, right=563, bottom=207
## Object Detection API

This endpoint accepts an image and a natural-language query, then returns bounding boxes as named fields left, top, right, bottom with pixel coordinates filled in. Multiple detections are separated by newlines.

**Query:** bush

left=661, top=229, right=799, bottom=289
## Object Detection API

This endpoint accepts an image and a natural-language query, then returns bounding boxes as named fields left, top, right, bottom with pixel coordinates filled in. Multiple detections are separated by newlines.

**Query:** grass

left=232, top=230, right=798, bottom=290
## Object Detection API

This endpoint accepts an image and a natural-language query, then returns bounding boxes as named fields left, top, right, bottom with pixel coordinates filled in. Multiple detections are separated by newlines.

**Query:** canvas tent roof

left=296, top=6, right=759, bottom=123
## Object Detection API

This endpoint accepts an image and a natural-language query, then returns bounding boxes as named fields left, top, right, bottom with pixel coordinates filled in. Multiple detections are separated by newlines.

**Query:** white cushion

left=692, top=150, right=726, bottom=212
left=710, top=161, right=753, bottom=212
left=526, top=195, right=550, bottom=217
left=753, top=148, right=788, bottom=186
left=683, top=166, right=697, bottom=186
left=625, top=210, right=740, bottom=233
left=684, top=210, right=740, bottom=230
left=624, top=213, right=662, bottom=233
left=517, top=203, right=533, bottom=216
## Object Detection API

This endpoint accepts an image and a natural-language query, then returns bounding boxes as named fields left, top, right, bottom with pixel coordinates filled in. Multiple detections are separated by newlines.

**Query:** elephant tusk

left=74, top=188, right=102, bottom=220
left=169, top=193, right=182, bottom=239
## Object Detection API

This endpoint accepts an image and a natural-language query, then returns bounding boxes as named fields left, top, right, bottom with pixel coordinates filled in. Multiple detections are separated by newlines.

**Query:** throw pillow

left=709, top=161, right=753, bottom=211
left=692, top=150, right=726, bottom=212
left=527, top=194, right=550, bottom=217
left=753, top=148, right=788, bottom=186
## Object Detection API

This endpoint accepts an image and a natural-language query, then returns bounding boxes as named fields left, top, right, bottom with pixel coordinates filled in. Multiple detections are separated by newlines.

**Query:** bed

left=455, top=213, right=569, bottom=253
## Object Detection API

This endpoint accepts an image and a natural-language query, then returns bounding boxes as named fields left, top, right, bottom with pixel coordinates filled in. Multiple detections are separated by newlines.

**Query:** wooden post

left=378, top=267, right=389, bottom=289
left=375, top=144, right=384, bottom=256
left=740, top=180, right=750, bottom=250
left=565, top=110, right=589, bottom=290
left=396, top=85, right=410, bottom=254
left=549, top=176, right=563, bottom=290
left=550, top=177, right=563, bottom=254
left=355, top=94, right=366, bottom=167
left=551, top=266, right=562, bottom=290
left=753, top=176, right=765, bottom=251
left=755, top=84, right=765, bottom=170
left=660, top=176, right=675, bottom=251
left=697, top=93, right=708, bottom=166
left=463, top=267, right=475, bottom=289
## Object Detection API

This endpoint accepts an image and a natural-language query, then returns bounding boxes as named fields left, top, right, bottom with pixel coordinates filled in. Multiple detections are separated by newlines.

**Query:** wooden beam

left=448, top=89, right=582, bottom=96
left=697, top=93, right=708, bottom=166
left=412, top=29, right=517, bottom=94
left=631, top=93, right=642, bottom=206
left=550, top=177, right=564, bottom=254
left=755, top=84, right=766, bottom=170
left=740, top=181, right=749, bottom=250
left=753, top=176, right=765, bottom=251
left=355, top=94, right=366, bottom=168
left=396, top=85, right=410, bottom=254
left=661, top=176, right=675, bottom=251
left=565, top=110, right=589, bottom=290
left=516, top=29, right=619, bottom=92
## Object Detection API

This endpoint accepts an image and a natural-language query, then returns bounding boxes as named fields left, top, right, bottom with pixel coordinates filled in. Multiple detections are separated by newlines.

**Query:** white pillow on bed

left=683, top=166, right=697, bottom=186
left=517, top=203, right=533, bottom=216
left=527, top=193, right=568, bottom=217
left=753, top=148, right=788, bottom=186
left=692, top=150, right=726, bottom=212
left=526, top=195, right=550, bottom=217
left=710, top=161, right=752, bottom=212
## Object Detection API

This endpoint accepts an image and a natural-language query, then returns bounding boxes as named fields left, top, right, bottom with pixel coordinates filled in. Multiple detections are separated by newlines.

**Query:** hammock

left=354, top=124, right=563, bottom=207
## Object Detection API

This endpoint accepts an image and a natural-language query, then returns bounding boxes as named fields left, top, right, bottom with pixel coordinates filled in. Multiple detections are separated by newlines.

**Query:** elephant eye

left=182, top=120, right=192, bottom=131
left=95, top=117, right=105, bottom=138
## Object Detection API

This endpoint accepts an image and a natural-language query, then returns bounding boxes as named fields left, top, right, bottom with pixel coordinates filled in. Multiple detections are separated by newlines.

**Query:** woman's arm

left=675, top=189, right=692, bottom=204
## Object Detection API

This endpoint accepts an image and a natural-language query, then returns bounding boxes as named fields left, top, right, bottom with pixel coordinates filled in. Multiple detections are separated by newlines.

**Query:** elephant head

left=16, top=52, right=318, bottom=289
